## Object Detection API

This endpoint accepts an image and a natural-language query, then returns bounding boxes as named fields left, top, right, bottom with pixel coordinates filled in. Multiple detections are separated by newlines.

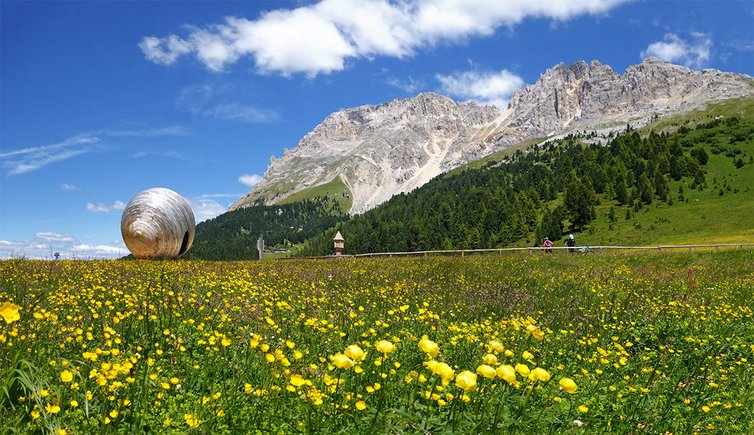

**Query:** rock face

left=231, top=58, right=753, bottom=213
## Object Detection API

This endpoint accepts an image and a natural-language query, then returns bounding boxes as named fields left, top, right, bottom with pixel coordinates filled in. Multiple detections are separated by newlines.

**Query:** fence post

left=716, top=245, right=719, bottom=252
left=658, top=246, right=662, bottom=253
left=461, top=250, right=465, bottom=258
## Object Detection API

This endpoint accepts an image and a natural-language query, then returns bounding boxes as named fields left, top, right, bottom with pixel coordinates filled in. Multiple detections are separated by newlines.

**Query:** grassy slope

left=277, top=175, right=353, bottom=212
left=573, top=97, right=754, bottom=247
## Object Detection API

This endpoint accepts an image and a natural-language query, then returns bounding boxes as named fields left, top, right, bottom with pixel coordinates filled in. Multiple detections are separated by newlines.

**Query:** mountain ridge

left=231, top=58, right=753, bottom=213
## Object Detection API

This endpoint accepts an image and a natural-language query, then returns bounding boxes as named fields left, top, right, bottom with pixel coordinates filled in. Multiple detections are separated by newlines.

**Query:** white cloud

left=0, top=135, right=101, bottom=176
left=386, top=76, right=426, bottom=93
left=238, top=173, right=263, bottom=187
left=436, top=69, right=524, bottom=107
left=86, top=201, right=125, bottom=213
left=140, top=0, right=629, bottom=77
left=176, top=83, right=279, bottom=123
left=1, top=127, right=187, bottom=176
left=35, top=232, right=75, bottom=243
left=0, top=233, right=125, bottom=259
left=139, top=35, right=193, bottom=66
left=71, top=244, right=124, bottom=256
left=60, top=183, right=78, bottom=191
left=210, top=103, right=280, bottom=123
left=189, top=198, right=227, bottom=222
left=641, top=32, right=713, bottom=68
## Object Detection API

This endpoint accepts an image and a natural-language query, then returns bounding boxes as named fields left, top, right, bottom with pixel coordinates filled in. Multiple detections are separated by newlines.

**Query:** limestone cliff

left=230, top=58, right=753, bottom=213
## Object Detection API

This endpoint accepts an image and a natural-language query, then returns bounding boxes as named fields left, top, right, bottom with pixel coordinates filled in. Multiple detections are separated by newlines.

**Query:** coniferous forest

left=297, top=115, right=752, bottom=256
left=186, top=199, right=347, bottom=260
left=185, top=113, right=752, bottom=259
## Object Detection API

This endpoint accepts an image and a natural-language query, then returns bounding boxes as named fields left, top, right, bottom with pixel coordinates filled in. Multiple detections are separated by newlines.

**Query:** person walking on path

left=566, top=234, right=576, bottom=254
left=543, top=237, right=554, bottom=254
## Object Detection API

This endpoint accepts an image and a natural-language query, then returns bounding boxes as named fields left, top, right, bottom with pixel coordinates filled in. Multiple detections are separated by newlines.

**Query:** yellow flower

left=184, top=413, right=200, bottom=428
left=355, top=400, right=367, bottom=410
left=578, top=405, right=589, bottom=413
left=290, top=374, right=306, bottom=387
left=496, top=365, right=516, bottom=384
left=455, top=371, right=477, bottom=391
left=331, top=353, right=354, bottom=369
left=437, top=362, right=455, bottom=381
left=488, top=340, right=504, bottom=353
left=482, top=353, right=498, bottom=365
left=375, top=340, right=396, bottom=354
left=515, top=363, right=530, bottom=377
left=109, top=409, right=119, bottom=419
left=345, top=344, right=366, bottom=361
left=522, top=351, right=535, bottom=361
left=60, top=370, right=74, bottom=383
left=559, top=377, right=578, bottom=394
left=45, top=403, right=61, bottom=414
left=418, top=338, right=440, bottom=358
left=57, top=429, right=68, bottom=435
left=476, top=364, right=497, bottom=379
left=70, top=400, right=79, bottom=408
left=0, top=302, right=20, bottom=324
left=702, top=405, right=710, bottom=413
left=531, top=367, right=551, bottom=382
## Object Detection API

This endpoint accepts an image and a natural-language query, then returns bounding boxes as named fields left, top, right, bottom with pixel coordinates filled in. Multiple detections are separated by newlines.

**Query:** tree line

left=297, top=115, right=751, bottom=256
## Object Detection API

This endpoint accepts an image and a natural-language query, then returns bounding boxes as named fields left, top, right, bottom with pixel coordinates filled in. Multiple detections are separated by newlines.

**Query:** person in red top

left=543, top=237, right=554, bottom=254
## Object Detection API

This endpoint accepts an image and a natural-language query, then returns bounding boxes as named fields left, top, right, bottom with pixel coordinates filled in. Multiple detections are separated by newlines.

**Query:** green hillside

left=297, top=98, right=754, bottom=256
left=277, top=175, right=352, bottom=211
left=186, top=198, right=347, bottom=260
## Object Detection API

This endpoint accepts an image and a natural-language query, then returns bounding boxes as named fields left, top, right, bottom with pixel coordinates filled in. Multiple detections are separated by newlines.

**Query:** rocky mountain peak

left=231, top=60, right=753, bottom=214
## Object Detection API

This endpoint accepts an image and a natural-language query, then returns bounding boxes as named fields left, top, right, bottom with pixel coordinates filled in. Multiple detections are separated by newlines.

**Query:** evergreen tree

left=564, top=179, right=597, bottom=230
left=654, top=171, right=669, bottom=202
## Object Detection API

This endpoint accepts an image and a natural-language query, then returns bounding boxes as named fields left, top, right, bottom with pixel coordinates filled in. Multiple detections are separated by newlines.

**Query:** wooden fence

left=286, top=243, right=753, bottom=260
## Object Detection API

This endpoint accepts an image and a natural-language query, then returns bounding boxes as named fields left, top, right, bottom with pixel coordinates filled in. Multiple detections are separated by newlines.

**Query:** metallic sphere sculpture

left=121, top=188, right=195, bottom=259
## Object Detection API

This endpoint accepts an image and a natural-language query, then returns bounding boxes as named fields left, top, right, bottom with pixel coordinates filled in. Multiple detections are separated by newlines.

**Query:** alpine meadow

left=2, top=1, right=754, bottom=434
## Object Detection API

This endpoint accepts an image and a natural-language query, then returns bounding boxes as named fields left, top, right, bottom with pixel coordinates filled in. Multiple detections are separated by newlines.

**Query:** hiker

left=566, top=234, right=576, bottom=253
left=542, top=237, right=554, bottom=254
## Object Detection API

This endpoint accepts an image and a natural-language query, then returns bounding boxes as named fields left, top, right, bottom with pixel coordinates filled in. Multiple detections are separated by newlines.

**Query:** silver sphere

left=121, top=188, right=195, bottom=259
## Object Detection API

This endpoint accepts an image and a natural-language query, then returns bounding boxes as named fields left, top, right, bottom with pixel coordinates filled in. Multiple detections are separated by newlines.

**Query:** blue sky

left=1, top=0, right=753, bottom=258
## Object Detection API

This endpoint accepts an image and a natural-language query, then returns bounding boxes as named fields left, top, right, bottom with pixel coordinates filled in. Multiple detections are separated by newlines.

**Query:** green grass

left=644, top=96, right=754, bottom=133
left=1, top=251, right=753, bottom=433
left=559, top=97, right=754, bottom=248
left=277, top=175, right=352, bottom=212
left=447, top=137, right=547, bottom=175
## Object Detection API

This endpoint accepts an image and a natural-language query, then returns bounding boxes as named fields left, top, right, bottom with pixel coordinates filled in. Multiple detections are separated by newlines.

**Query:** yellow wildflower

left=331, top=353, right=354, bottom=369
left=496, top=365, right=516, bottom=384
left=456, top=371, right=477, bottom=391
left=345, top=344, right=366, bottom=361
left=375, top=340, right=396, bottom=354
left=0, top=302, right=20, bottom=324
left=60, top=370, right=74, bottom=383
left=418, top=338, right=440, bottom=358
left=531, top=367, right=551, bottom=382
left=476, top=364, right=497, bottom=379
left=559, top=377, right=578, bottom=394
left=184, top=413, right=200, bottom=428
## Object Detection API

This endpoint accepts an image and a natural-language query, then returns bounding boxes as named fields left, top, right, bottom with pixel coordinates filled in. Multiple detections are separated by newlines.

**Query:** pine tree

left=564, top=179, right=597, bottom=230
